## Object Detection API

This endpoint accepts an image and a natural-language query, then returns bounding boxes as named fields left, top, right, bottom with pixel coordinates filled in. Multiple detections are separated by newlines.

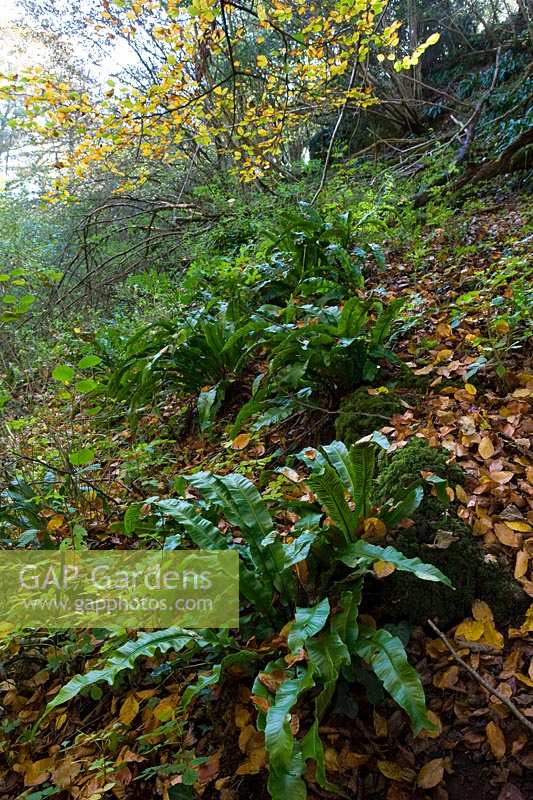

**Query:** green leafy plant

left=231, top=295, right=404, bottom=434
left=259, top=201, right=385, bottom=301
left=107, top=305, right=262, bottom=429
left=43, top=439, right=451, bottom=799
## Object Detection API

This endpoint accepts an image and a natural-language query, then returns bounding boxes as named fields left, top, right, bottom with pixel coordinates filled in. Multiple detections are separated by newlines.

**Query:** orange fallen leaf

left=486, top=721, right=506, bottom=760
left=23, top=758, right=55, bottom=787
left=433, top=665, right=459, bottom=689
left=455, top=619, right=484, bottom=641
left=515, top=551, right=529, bottom=579
left=488, top=471, right=514, bottom=484
left=232, top=433, right=251, bottom=450
left=119, top=694, right=139, bottom=725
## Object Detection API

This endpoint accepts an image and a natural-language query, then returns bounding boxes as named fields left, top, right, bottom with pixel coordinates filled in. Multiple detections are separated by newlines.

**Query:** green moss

left=380, top=516, right=520, bottom=626
left=373, top=439, right=524, bottom=626
left=375, top=437, right=464, bottom=509
left=335, top=387, right=403, bottom=445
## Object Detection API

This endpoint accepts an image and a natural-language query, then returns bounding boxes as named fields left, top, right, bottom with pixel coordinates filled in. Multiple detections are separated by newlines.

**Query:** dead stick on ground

left=427, top=619, right=533, bottom=735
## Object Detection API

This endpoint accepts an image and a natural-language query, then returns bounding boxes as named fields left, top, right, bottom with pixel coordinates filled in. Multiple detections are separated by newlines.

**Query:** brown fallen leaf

left=417, top=757, right=444, bottom=789
left=433, top=665, right=459, bottom=689
left=52, top=760, right=82, bottom=788
left=494, top=523, right=521, bottom=548
left=22, top=758, right=54, bottom=787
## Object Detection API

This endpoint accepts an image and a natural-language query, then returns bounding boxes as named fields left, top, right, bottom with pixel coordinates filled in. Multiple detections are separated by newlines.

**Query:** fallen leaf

left=373, top=560, right=396, bottom=578
left=363, top=517, right=387, bottom=539
left=488, top=471, right=514, bottom=484
left=433, top=665, right=459, bottom=688
left=455, top=619, right=484, bottom=641
left=486, top=721, right=506, bottom=760
left=421, top=710, right=443, bottom=739
left=47, top=514, right=65, bottom=532
left=119, top=694, right=139, bottom=725
left=377, top=761, right=416, bottom=782
left=514, top=551, right=529, bottom=579
left=478, top=437, right=495, bottom=459
left=23, top=758, right=54, bottom=787
left=417, top=758, right=444, bottom=789
left=506, top=521, right=532, bottom=532
left=232, top=433, right=251, bottom=450
left=495, top=522, right=521, bottom=547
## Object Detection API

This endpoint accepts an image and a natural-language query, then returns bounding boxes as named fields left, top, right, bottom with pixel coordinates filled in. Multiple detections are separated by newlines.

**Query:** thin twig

left=427, top=619, right=533, bottom=735
left=311, top=55, right=359, bottom=204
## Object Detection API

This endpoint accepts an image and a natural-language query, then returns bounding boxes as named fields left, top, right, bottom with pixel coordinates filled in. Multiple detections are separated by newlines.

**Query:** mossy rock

left=380, top=516, right=520, bottom=626
left=335, top=387, right=404, bottom=445
left=373, top=439, right=524, bottom=626
left=375, top=437, right=464, bottom=513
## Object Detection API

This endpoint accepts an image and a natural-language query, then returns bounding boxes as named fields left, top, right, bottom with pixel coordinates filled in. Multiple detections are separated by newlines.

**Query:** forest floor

left=0, top=189, right=532, bottom=800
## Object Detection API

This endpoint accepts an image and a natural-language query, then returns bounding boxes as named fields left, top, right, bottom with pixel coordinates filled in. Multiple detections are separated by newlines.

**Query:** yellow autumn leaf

left=55, top=712, right=67, bottom=730
left=472, top=600, right=494, bottom=623
left=478, top=437, right=495, bottom=459
left=482, top=622, right=505, bottom=650
left=256, top=54, right=268, bottom=68
left=435, top=348, right=453, bottom=363
left=425, top=32, right=441, bottom=46
left=455, top=619, right=484, bottom=641
left=47, top=514, right=65, bottom=531
left=377, top=760, right=416, bottom=782
left=373, top=560, right=396, bottom=578
left=520, top=604, right=533, bottom=634
left=0, top=621, right=15, bottom=638
left=506, top=520, right=532, bottom=532
left=435, top=322, right=452, bottom=338
left=363, top=517, right=387, bottom=539
left=464, top=383, right=477, bottom=395
left=486, top=721, right=506, bottom=759
left=119, top=694, right=139, bottom=725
